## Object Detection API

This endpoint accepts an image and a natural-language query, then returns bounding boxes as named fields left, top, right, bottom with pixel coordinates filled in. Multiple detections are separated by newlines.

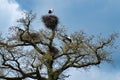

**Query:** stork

left=62, top=35, right=72, bottom=43
left=48, top=8, right=54, bottom=14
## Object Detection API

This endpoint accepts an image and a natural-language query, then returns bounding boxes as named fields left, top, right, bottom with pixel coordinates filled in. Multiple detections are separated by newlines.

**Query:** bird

left=48, top=8, right=54, bottom=14
left=62, top=35, right=72, bottom=43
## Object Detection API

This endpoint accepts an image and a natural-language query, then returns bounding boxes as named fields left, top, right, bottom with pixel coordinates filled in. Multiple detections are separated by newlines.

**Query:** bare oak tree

left=0, top=11, right=118, bottom=80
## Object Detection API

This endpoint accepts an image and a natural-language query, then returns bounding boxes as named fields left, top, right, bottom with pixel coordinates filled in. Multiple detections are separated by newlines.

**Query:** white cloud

left=0, top=0, right=23, bottom=33
left=65, top=67, right=120, bottom=80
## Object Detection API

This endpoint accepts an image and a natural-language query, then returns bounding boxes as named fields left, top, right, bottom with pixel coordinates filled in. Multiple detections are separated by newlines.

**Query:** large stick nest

left=42, top=15, right=59, bottom=30
left=21, top=32, right=41, bottom=43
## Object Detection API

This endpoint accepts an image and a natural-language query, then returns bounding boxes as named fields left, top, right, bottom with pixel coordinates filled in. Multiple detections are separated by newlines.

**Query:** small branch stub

left=42, top=15, right=59, bottom=30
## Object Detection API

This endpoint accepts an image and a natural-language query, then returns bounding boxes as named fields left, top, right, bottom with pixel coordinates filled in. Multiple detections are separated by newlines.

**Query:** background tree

left=0, top=11, right=118, bottom=80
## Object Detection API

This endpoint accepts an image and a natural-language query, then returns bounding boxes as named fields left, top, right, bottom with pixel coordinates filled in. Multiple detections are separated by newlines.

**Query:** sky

left=0, top=0, right=120, bottom=80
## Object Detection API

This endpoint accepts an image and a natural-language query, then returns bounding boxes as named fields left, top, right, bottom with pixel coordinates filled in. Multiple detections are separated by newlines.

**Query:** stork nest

left=21, top=32, right=41, bottom=43
left=49, top=46, right=59, bottom=53
left=42, top=15, right=59, bottom=30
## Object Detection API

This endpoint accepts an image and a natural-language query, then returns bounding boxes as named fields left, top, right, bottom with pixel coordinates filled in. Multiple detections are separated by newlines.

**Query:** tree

left=0, top=11, right=118, bottom=80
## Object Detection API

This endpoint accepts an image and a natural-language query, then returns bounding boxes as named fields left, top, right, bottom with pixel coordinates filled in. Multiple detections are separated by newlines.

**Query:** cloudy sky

left=0, top=0, right=120, bottom=80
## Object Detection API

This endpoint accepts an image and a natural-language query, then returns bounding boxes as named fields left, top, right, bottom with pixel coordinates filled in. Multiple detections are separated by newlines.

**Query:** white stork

left=48, top=8, right=54, bottom=14
left=62, top=35, right=72, bottom=43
